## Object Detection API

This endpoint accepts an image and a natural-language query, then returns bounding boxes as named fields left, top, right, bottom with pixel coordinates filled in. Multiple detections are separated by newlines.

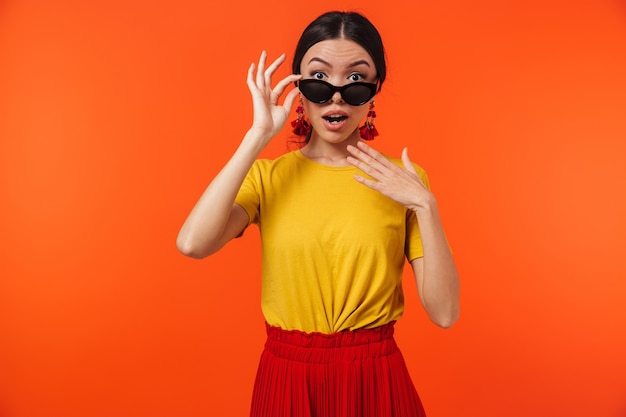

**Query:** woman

left=177, top=11, right=460, bottom=417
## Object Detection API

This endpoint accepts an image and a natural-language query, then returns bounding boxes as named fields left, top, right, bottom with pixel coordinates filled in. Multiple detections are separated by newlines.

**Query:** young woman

left=177, top=11, right=460, bottom=417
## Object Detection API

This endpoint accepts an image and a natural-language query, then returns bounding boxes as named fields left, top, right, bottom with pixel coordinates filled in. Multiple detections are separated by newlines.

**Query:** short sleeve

left=234, top=160, right=263, bottom=227
left=405, top=165, right=430, bottom=262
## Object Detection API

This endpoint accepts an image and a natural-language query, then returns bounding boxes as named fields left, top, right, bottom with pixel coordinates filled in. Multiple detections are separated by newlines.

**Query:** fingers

left=348, top=143, right=429, bottom=208
left=272, top=73, right=302, bottom=100
left=347, top=153, right=378, bottom=178
left=246, top=61, right=257, bottom=92
left=401, top=147, right=419, bottom=175
left=357, top=141, right=395, bottom=169
left=347, top=141, right=395, bottom=173
left=353, top=174, right=381, bottom=191
left=347, top=142, right=425, bottom=187
left=346, top=144, right=379, bottom=178
left=282, top=84, right=301, bottom=112
left=255, top=50, right=267, bottom=88
left=252, top=51, right=291, bottom=88
left=264, top=53, right=286, bottom=87
left=248, top=51, right=301, bottom=102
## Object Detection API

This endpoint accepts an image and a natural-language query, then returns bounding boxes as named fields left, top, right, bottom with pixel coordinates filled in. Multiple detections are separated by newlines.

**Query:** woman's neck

left=300, top=131, right=360, bottom=167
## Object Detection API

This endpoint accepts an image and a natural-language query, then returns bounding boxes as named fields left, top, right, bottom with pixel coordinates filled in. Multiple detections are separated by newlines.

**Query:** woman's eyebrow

left=307, top=57, right=371, bottom=68
left=348, top=60, right=371, bottom=68
left=308, top=57, right=332, bottom=67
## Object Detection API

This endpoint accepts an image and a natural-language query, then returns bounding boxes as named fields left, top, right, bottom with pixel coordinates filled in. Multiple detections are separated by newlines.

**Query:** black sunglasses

left=298, top=79, right=377, bottom=106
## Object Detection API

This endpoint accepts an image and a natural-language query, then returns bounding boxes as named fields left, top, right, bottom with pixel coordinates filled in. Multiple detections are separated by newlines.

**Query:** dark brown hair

left=292, top=11, right=386, bottom=92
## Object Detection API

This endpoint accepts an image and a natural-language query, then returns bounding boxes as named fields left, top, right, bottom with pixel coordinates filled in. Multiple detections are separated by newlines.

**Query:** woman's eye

left=313, top=71, right=325, bottom=79
left=349, top=73, right=364, bottom=81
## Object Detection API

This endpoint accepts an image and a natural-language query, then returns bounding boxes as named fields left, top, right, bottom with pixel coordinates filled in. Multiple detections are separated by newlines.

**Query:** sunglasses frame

left=298, top=79, right=377, bottom=106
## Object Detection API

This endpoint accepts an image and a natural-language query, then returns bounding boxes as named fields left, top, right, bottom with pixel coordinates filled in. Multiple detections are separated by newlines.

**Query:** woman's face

left=299, top=38, right=377, bottom=145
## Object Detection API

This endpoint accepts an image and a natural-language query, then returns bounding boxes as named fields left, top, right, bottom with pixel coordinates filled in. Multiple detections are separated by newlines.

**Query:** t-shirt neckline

left=294, top=149, right=358, bottom=172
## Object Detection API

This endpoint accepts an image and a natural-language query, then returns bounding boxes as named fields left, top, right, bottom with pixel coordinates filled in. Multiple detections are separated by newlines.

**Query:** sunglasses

left=298, top=79, right=377, bottom=106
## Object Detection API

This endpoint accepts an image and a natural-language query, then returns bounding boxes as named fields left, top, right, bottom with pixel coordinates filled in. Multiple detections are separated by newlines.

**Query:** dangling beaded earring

left=359, top=101, right=379, bottom=140
left=291, top=94, right=311, bottom=136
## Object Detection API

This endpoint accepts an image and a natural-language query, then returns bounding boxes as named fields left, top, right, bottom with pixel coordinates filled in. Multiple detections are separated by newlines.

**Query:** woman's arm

left=409, top=205, right=460, bottom=328
left=175, top=134, right=266, bottom=259
left=346, top=141, right=460, bottom=328
left=176, top=52, right=302, bottom=259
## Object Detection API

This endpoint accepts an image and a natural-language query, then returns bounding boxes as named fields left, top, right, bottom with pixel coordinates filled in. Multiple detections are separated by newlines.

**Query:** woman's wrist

left=240, top=127, right=273, bottom=154
left=410, top=194, right=438, bottom=218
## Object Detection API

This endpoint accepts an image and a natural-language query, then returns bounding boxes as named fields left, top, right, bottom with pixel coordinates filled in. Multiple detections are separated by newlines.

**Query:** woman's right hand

left=246, top=51, right=302, bottom=145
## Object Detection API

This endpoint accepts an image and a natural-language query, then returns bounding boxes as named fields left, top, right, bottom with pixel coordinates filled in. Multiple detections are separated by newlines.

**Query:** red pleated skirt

left=250, top=321, right=426, bottom=417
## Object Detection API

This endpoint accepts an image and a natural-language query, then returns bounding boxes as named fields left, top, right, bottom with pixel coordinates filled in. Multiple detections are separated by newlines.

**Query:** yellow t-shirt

left=235, top=150, right=429, bottom=334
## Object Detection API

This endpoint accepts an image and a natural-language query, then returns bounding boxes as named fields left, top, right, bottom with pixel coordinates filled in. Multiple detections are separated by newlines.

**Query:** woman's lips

left=322, top=111, right=349, bottom=131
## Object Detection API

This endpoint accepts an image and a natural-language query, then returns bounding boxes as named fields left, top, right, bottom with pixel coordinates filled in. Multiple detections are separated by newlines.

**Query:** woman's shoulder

left=253, top=150, right=300, bottom=169
left=248, top=150, right=303, bottom=179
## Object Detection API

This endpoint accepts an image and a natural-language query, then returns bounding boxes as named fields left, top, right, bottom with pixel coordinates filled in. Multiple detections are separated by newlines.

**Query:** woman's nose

left=329, top=90, right=344, bottom=104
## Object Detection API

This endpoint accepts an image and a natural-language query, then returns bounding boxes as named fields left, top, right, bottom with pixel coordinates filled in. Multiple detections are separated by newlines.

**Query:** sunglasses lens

left=299, top=80, right=333, bottom=103
left=342, top=84, right=375, bottom=106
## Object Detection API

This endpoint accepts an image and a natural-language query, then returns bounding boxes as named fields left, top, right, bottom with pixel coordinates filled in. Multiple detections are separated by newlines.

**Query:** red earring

left=291, top=95, right=311, bottom=136
left=359, top=102, right=379, bottom=140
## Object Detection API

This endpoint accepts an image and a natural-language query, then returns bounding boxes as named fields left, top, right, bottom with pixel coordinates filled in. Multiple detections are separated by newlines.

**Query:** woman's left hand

left=346, top=141, right=434, bottom=213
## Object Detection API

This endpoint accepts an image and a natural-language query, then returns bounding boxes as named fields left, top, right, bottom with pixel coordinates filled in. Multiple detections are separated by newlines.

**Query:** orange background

left=2, top=1, right=626, bottom=416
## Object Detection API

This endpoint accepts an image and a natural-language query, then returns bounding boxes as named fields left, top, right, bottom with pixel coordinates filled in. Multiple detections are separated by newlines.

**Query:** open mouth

left=323, top=115, right=348, bottom=124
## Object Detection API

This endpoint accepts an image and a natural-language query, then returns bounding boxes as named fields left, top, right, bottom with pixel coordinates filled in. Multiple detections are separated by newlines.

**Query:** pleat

left=250, top=322, right=426, bottom=417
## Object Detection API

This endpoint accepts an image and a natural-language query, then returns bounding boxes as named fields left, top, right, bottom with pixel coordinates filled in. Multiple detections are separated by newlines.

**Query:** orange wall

left=1, top=1, right=626, bottom=416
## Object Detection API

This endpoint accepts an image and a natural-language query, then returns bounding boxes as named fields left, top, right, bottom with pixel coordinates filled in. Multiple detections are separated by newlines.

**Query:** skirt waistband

left=264, top=321, right=398, bottom=363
